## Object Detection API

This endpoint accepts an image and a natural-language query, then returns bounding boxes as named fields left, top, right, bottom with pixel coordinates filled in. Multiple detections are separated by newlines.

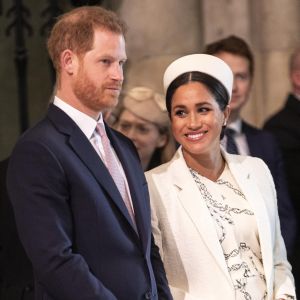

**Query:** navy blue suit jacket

left=7, top=104, right=172, bottom=300
left=242, top=121, right=297, bottom=255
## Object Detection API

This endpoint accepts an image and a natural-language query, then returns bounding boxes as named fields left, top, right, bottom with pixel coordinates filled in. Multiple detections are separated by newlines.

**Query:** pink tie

left=96, top=124, right=136, bottom=224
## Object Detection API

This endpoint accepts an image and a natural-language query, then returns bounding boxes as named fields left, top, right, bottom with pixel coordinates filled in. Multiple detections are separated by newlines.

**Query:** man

left=7, top=6, right=172, bottom=300
left=204, top=35, right=297, bottom=256
left=264, top=47, right=300, bottom=297
left=0, top=157, right=34, bottom=300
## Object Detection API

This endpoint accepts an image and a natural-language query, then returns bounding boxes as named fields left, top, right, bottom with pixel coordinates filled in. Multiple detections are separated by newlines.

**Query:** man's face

left=214, top=51, right=252, bottom=119
left=72, top=29, right=127, bottom=118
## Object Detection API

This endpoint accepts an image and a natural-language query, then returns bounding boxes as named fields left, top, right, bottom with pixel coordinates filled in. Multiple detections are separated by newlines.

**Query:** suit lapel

left=170, top=150, right=232, bottom=284
left=106, top=127, right=149, bottom=244
left=47, top=105, right=139, bottom=236
left=224, top=152, right=273, bottom=284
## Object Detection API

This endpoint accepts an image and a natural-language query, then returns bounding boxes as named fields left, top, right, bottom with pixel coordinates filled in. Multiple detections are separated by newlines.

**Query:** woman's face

left=116, top=109, right=167, bottom=169
left=170, top=81, right=229, bottom=161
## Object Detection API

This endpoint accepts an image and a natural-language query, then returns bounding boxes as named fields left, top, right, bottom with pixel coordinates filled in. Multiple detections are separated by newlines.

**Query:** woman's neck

left=183, top=148, right=225, bottom=182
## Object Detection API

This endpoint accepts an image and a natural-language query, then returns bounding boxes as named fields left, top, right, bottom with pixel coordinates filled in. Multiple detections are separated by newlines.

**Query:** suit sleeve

left=7, top=140, right=117, bottom=300
left=268, top=136, right=297, bottom=257
left=150, top=234, right=173, bottom=300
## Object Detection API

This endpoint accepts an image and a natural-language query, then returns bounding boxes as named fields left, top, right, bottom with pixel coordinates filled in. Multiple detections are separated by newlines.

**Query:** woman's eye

left=137, top=126, right=150, bottom=134
left=198, top=107, right=209, bottom=113
left=119, top=123, right=131, bottom=131
left=174, top=110, right=186, bottom=117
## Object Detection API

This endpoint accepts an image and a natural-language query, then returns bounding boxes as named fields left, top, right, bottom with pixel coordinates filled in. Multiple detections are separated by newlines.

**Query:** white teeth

left=187, top=132, right=204, bottom=140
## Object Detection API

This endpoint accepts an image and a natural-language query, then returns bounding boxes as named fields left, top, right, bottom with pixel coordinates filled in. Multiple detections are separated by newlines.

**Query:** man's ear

left=60, top=49, right=78, bottom=75
left=291, top=70, right=300, bottom=86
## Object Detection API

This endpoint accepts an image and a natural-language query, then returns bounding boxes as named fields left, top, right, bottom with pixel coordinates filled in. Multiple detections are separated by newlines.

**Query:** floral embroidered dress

left=190, top=164, right=267, bottom=300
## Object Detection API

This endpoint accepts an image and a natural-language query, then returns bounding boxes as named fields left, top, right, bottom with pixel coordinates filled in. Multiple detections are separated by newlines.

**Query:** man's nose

left=110, top=63, right=124, bottom=81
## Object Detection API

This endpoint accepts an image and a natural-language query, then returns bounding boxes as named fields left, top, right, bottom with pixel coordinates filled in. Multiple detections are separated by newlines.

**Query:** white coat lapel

left=170, top=149, right=232, bottom=284
left=224, top=151, right=273, bottom=288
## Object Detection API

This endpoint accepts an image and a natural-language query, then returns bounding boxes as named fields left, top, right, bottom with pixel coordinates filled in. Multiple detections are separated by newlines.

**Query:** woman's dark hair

left=166, top=71, right=229, bottom=114
left=165, top=71, right=230, bottom=139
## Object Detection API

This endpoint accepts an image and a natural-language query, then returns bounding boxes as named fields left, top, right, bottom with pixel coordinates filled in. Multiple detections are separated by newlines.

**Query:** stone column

left=201, top=0, right=260, bottom=125
left=115, top=0, right=202, bottom=93
left=202, top=0, right=251, bottom=44
left=252, top=0, right=300, bottom=124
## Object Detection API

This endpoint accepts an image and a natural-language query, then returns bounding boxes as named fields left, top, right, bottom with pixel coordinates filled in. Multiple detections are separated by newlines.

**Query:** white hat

left=163, top=54, right=233, bottom=99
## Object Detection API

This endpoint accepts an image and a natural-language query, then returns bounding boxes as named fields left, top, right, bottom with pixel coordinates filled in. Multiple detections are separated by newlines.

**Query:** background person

left=6, top=6, right=172, bottom=300
left=146, top=54, right=295, bottom=300
left=204, top=35, right=297, bottom=257
left=0, top=157, right=34, bottom=300
left=264, top=47, right=300, bottom=299
left=114, top=86, right=176, bottom=170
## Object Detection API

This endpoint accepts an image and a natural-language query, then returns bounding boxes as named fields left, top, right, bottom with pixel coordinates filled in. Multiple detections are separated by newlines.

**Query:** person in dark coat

left=264, top=47, right=300, bottom=299
left=0, top=157, right=34, bottom=300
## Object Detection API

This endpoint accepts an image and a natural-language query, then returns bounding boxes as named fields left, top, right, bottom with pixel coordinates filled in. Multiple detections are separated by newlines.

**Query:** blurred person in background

left=264, top=47, right=300, bottom=299
left=114, top=86, right=176, bottom=170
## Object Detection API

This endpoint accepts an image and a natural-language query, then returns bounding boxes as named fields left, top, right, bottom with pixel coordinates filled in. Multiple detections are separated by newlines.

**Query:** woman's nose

left=187, top=113, right=201, bottom=129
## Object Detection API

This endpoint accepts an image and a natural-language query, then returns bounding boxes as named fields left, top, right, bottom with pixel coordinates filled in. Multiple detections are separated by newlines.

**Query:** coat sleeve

left=145, top=173, right=172, bottom=300
left=268, top=134, right=297, bottom=257
left=257, top=160, right=296, bottom=299
left=7, top=140, right=118, bottom=300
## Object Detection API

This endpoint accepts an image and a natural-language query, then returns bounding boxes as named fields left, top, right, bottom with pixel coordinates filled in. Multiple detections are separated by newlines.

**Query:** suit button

left=144, top=291, right=152, bottom=299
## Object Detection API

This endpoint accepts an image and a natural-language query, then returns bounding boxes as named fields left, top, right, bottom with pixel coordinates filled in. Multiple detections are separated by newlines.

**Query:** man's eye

left=236, top=74, right=249, bottom=81
left=101, top=59, right=111, bottom=65
left=119, top=60, right=126, bottom=66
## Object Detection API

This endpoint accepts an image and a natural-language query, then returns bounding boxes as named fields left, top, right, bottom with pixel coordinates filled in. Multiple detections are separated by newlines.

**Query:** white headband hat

left=163, top=54, right=233, bottom=99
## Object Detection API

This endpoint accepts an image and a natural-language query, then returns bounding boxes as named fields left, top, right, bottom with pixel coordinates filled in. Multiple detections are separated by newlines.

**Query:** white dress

left=190, top=164, right=268, bottom=300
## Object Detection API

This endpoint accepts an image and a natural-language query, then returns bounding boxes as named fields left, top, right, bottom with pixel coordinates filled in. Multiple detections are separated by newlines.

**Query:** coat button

left=144, top=291, right=152, bottom=299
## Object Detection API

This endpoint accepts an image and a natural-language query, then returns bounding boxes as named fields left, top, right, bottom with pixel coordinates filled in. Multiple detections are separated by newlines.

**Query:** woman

left=146, top=54, right=296, bottom=299
left=114, top=86, right=176, bottom=170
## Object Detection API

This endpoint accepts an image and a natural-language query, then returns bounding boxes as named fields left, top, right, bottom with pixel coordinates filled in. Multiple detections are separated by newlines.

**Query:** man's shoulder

left=242, top=120, right=276, bottom=141
left=264, top=94, right=298, bottom=129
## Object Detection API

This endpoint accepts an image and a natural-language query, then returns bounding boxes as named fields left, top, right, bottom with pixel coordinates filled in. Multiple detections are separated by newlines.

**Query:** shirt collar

left=293, top=92, right=300, bottom=101
left=53, top=96, right=103, bottom=139
left=227, top=118, right=242, bottom=134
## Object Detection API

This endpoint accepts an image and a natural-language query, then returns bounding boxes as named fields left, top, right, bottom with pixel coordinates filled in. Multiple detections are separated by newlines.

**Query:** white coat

left=146, top=147, right=296, bottom=300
